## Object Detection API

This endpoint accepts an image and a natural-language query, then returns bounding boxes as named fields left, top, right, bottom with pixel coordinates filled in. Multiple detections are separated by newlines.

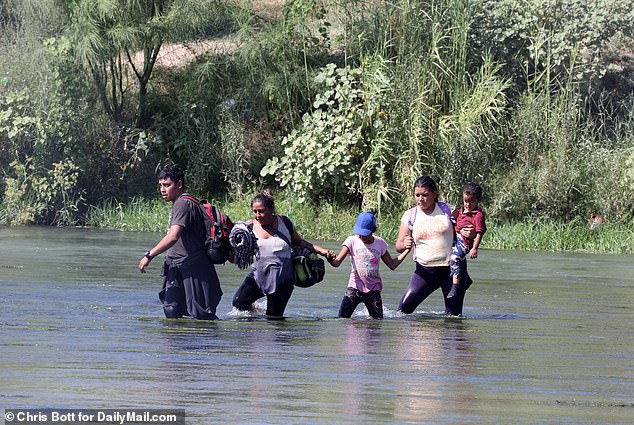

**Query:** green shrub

left=2, top=0, right=634, bottom=229
left=471, top=0, right=634, bottom=97
left=261, top=62, right=390, bottom=204
left=0, top=35, right=98, bottom=224
left=488, top=85, right=634, bottom=224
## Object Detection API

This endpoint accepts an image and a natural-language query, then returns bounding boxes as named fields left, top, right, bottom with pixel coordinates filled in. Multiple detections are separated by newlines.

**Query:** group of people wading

left=138, top=166, right=485, bottom=320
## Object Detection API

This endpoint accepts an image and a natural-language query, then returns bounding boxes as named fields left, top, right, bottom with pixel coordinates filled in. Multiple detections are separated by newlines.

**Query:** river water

left=0, top=226, right=632, bottom=424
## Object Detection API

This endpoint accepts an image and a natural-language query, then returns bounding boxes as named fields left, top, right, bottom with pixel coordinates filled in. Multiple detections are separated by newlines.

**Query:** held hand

left=403, top=236, right=414, bottom=250
left=315, top=247, right=332, bottom=257
left=460, top=225, right=475, bottom=240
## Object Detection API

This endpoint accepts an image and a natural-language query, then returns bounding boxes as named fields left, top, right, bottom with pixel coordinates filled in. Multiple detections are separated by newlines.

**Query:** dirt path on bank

left=132, top=0, right=285, bottom=68
left=135, top=36, right=239, bottom=68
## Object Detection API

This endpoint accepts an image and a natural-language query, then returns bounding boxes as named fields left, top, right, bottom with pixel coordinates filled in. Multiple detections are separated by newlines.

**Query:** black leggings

left=398, top=261, right=472, bottom=316
left=339, top=288, right=383, bottom=319
left=232, top=272, right=295, bottom=318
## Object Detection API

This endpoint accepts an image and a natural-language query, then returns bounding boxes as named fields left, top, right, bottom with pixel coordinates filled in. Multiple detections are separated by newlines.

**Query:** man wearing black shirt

left=138, top=165, right=222, bottom=319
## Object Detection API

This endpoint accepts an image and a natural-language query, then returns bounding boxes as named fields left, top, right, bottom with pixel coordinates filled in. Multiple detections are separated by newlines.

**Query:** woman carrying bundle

left=231, top=192, right=333, bottom=318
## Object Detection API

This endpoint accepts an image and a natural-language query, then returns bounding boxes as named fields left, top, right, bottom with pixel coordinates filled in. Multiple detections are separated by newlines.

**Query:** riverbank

left=83, top=197, right=634, bottom=255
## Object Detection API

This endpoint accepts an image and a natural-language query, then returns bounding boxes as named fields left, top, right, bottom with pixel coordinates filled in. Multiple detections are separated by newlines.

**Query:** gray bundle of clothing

left=229, top=221, right=259, bottom=269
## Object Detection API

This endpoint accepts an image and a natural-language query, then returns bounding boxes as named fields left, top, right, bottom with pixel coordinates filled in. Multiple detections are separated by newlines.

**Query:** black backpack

left=182, top=195, right=233, bottom=264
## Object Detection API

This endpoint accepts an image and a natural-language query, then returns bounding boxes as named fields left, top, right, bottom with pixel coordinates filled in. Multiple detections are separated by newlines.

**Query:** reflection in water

left=151, top=320, right=226, bottom=411
left=155, top=318, right=322, bottom=421
left=340, top=321, right=383, bottom=417
left=393, top=318, right=477, bottom=422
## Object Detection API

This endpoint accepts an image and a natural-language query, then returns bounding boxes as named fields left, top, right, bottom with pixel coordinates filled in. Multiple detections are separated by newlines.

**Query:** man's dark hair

left=463, top=182, right=482, bottom=200
left=158, top=165, right=185, bottom=186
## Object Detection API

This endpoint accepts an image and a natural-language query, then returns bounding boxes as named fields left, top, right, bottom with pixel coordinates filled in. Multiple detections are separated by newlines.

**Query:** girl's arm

left=395, top=222, right=414, bottom=253
left=381, top=247, right=411, bottom=270
left=328, top=245, right=350, bottom=267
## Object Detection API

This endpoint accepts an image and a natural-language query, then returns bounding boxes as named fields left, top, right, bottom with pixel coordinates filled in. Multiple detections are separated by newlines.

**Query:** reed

left=85, top=194, right=379, bottom=241
left=84, top=198, right=171, bottom=232
left=485, top=220, right=634, bottom=255
left=85, top=196, right=633, bottom=254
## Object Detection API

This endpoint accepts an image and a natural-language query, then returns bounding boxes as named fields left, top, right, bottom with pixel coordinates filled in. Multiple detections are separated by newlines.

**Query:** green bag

left=292, top=248, right=325, bottom=288
left=263, top=217, right=325, bottom=288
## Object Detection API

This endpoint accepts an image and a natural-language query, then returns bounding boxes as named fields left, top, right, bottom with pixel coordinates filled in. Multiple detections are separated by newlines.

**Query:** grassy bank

left=3, top=1, right=633, bottom=228
left=85, top=198, right=634, bottom=255
left=84, top=196, right=362, bottom=239
left=486, top=220, right=634, bottom=255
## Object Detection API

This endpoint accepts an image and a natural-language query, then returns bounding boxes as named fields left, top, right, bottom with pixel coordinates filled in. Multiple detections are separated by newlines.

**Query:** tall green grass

left=84, top=195, right=361, bottom=240
left=486, top=220, right=634, bottom=255
left=84, top=198, right=171, bottom=232
left=85, top=196, right=633, bottom=254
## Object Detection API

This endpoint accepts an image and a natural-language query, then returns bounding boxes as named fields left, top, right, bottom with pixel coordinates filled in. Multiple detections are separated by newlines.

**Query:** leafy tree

left=69, top=0, right=230, bottom=127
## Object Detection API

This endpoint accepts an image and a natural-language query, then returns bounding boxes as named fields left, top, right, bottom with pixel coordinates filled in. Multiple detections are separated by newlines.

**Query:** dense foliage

left=1, top=0, right=633, bottom=229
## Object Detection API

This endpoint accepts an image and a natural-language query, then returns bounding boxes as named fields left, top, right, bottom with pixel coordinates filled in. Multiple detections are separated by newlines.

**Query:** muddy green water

left=1, top=226, right=632, bottom=424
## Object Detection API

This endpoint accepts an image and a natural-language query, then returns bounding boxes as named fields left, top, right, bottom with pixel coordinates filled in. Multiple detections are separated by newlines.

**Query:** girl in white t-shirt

left=327, top=211, right=410, bottom=319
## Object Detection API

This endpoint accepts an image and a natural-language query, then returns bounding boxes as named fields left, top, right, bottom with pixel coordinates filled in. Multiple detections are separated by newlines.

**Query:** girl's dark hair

left=463, top=182, right=483, bottom=200
left=414, top=175, right=438, bottom=193
left=251, top=191, right=275, bottom=210
left=158, top=165, right=185, bottom=186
